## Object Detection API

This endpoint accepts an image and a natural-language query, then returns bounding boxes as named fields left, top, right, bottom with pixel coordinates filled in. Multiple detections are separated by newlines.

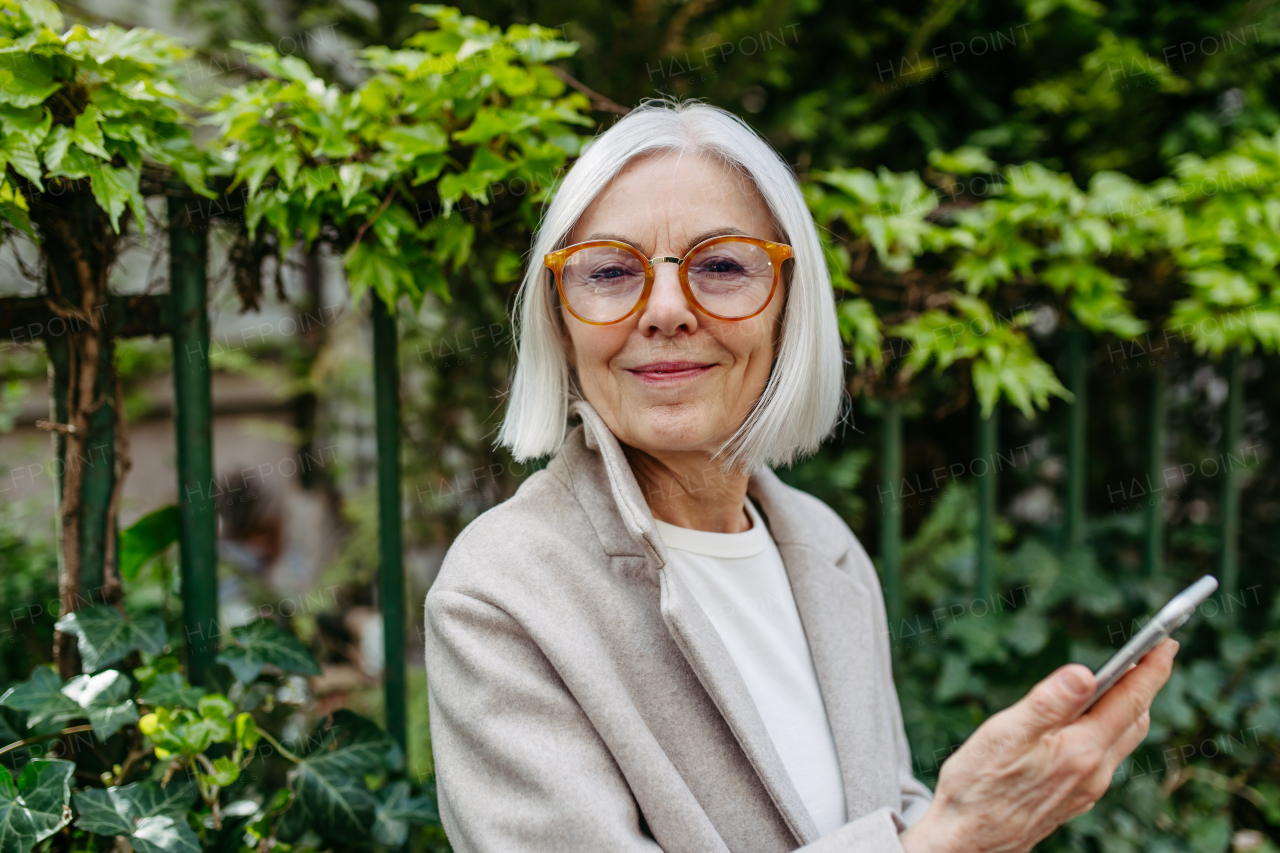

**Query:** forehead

left=569, top=149, right=778, bottom=247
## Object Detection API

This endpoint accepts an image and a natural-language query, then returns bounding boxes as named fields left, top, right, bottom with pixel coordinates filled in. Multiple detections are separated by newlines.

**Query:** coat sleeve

left=424, top=588, right=666, bottom=853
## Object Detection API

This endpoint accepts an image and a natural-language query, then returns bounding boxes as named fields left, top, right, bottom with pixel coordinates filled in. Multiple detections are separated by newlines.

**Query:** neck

left=623, top=444, right=752, bottom=533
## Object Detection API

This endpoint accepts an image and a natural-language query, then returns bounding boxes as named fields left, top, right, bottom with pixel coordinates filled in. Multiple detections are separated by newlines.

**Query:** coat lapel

left=565, top=398, right=890, bottom=843
left=748, top=472, right=901, bottom=821
left=658, top=560, right=822, bottom=846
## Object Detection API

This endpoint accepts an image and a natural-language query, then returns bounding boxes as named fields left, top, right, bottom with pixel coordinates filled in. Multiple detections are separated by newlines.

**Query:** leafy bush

left=0, top=606, right=441, bottom=853
left=871, top=480, right=1279, bottom=851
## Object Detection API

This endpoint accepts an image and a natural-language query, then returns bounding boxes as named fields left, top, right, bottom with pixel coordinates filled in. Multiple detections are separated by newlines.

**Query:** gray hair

left=497, top=98, right=847, bottom=474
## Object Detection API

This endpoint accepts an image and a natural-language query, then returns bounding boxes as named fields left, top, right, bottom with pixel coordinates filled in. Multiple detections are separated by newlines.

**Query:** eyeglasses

left=544, top=235, right=793, bottom=326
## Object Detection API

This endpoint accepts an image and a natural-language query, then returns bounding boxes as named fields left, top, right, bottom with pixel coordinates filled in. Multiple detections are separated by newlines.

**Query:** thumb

left=1014, top=664, right=1096, bottom=734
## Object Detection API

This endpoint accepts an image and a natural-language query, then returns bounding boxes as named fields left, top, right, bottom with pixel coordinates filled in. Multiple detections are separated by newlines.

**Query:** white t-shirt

left=653, top=497, right=848, bottom=837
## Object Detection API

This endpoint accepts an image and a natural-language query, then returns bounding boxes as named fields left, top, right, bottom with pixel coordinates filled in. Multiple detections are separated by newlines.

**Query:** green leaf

left=0, top=668, right=138, bottom=740
left=372, top=781, right=440, bottom=846
left=89, top=163, right=145, bottom=235
left=0, top=105, right=52, bottom=147
left=71, top=788, right=135, bottom=836
left=216, top=620, right=321, bottom=684
left=235, top=713, right=261, bottom=751
left=72, top=778, right=197, bottom=839
left=119, top=505, right=180, bottom=581
left=381, top=122, right=448, bottom=158
left=61, top=671, right=137, bottom=740
left=337, top=164, right=365, bottom=208
left=196, top=694, right=234, bottom=721
left=130, top=815, right=200, bottom=853
left=344, top=241, right=415, bottom=311
left=54, top=605, right=167, bottom=672
left=2, top=133, right=43, bottom=187
left=0, top=55, right=60, bottom=108
left=283, top=710, right=404, bottom=842
left=70, top=106, right=110, bottom=160
left=0, top=759, right=74, bottom=853
left=287, top=752, right=378, bottom=842
left=208, top=756, right=239, bottom=787
left=0, top=710, right=29, bottom=772
left=0, top=667, right=79, bottom=727
left=138, top=673, right=204, bottom=709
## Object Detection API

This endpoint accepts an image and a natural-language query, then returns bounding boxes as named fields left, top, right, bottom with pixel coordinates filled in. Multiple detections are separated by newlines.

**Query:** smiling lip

left=626, top=361, right=714, bottom=382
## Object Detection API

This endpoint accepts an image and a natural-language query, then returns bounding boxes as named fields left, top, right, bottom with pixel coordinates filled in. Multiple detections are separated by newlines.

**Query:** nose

left=638, top=261, right=699, bottom=335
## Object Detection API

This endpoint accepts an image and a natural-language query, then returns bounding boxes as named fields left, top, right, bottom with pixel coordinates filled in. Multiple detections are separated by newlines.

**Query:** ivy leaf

left=119, top=505, right=179, bottom=581
left=287, top=752, right=378, bottom=843
left=216, top=620, right=321, bottom=684
left=72, top=778, right=197, bottom=842
left=131, top=814, right=200, bottom=853
left=372, top=780, right=440, bottom=847
left=0, top=759, right=74, bottom=853
left=61, top=671, right=137, bottom=740
left=311, top=710, right=403, bottom=774
left=0, top=668, right=137, bottom=740
left=0, top=710, right=29, bottom=772
left=0, top=667, right=79, bottom=727
left=208, top=756, right=239, bottom=787
left=71, top=789, right=135, bottom=836
left=54, top=605, right=167, bottom=672
left=284, top=711, right=403, bottom=843
left=138, top=673, right=205, bottom=709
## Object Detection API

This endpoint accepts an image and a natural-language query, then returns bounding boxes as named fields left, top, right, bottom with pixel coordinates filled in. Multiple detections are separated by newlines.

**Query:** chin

left=629, top=403, right=725, bottom=454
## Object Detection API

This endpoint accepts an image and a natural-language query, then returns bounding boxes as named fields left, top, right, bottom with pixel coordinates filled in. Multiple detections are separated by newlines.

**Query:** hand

left=899, top=639, right=1179, bottom=853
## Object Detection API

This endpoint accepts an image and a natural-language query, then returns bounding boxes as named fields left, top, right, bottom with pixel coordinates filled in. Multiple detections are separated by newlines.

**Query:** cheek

left=727, top=315, right=780, bottom=365
left=570, top=327, right=628, bottom=375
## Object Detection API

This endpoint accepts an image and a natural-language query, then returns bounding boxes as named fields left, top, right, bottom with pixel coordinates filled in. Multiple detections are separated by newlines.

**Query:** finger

left=1003, top=662, right=1097, bottom=738
left=1078, top=639, right=1178, bottom=747
left=1103, top=709, right=1151, bottom=773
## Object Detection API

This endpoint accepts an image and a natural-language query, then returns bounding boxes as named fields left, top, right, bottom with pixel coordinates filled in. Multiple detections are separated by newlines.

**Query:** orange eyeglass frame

left=544, top=235, right=794, bottom=326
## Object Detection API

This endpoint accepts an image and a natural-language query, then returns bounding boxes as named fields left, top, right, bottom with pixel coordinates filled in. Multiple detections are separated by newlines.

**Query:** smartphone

left=1077, top=575, right=1218, bottom=716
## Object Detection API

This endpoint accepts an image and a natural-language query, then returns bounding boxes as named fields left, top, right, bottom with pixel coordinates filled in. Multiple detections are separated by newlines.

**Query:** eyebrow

left=579, top=227, right=748, bottom=256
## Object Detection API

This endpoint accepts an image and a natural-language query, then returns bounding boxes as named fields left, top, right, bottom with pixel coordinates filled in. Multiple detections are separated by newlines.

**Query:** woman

left=423, top=100, right=1177, bottom=853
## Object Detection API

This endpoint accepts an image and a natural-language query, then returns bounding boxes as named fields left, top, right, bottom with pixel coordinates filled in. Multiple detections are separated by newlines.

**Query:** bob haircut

left=497, top=98, right=848, bottom=476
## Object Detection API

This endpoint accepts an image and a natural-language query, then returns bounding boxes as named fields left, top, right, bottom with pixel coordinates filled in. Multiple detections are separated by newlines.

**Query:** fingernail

left=1063, top=667, right=1092, bottom=698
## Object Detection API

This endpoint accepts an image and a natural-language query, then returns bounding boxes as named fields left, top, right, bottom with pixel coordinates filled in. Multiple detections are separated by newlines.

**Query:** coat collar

left=562, top=398, right=853, bottom=572
left=556, top=399, right=898, bottom=844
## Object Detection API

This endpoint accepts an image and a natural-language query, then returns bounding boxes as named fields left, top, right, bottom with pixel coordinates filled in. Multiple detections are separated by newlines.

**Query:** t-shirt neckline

left=653, top=498, right=770, bottom=558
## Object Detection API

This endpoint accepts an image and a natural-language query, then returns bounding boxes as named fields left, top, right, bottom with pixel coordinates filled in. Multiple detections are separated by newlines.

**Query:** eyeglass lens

left=559, top=240, right=776, bottom=323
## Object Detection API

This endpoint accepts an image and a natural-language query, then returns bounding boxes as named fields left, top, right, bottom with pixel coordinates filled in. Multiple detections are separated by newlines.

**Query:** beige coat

left=424, top=398, right=934, bottom=852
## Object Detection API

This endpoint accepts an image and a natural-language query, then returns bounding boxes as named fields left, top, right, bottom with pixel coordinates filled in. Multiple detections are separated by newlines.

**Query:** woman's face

left=560, top=150, right=786, bottom=462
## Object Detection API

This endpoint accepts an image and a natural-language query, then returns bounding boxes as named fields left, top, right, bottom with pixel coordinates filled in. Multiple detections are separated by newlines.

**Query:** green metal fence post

left=372, top=294, right=407, bottom=752
left=879, top=398, right=903, bottom=635
left=168, top=194, right=219, bottom=684
left=1064, top=326, right=1088, bottom=553
left=975, top=400, right=998, bottom=601
left=1144, top=358, right=1167, bottom=577
left=1219, top=348, right=1243, bottom=618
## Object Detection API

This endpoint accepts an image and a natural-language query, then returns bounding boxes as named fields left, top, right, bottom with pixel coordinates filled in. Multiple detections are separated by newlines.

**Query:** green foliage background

left=0, top=0, right=1278, bottom=851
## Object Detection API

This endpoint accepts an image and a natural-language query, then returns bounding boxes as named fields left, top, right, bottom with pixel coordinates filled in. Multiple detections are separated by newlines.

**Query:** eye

left=589, top=264, right=636, bottom=280
left=692, top=255, right=747, bottom=275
